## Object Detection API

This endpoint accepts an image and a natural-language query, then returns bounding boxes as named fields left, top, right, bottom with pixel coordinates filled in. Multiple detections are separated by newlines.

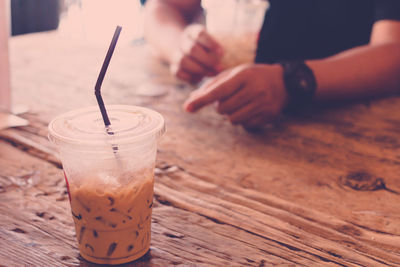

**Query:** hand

left=170, top=24, right=224, bottom=84
left=183, top=64, right=288, bottom=129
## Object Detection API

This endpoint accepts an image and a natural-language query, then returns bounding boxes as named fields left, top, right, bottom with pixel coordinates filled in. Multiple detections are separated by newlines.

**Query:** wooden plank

left=1, top=135, right=399, bottom=266
left=154, top=170, right=400, bottom=266
left=0, top=140, right=308, bottom=266
left=4, top=104, right=399, bottom=239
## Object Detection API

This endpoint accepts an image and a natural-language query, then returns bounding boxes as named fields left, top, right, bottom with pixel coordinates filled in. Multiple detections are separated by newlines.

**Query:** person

left=11, top=0, right=60, bottom=36
left=144, top=0, right=400, bottom=129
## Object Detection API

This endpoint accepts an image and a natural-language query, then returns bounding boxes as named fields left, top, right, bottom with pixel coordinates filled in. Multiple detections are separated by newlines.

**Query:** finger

left=170, top=57, right=202, bottom=83
left=199, top=70, right=231, bottom=92
left=190, top=75, right=203, bottom=84
left=174, top=68, right=196, bottom=83
left=181, top=56, right=210, bottom=75
left=181, top=38, right=221, bottom=70
left=188, top=26, right=224, bottom=55
left=243, top=106, right=283, bottom=129
left=228, top=102, right=262, bottom=125
left=196, top=31, right=224, bottom=55
left=217, top=86, right=253, bottom=115
left=184, top=68, right=245, bottom=112
left=242, top=114, right=271, bottom=131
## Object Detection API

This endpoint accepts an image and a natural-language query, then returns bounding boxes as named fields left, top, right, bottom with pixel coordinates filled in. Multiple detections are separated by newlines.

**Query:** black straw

left=95, top=26, right=122, bottom=127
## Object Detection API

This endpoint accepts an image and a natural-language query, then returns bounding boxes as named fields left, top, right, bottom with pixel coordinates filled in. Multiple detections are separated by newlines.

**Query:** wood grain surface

left=0, top=32, right=399, bottom=266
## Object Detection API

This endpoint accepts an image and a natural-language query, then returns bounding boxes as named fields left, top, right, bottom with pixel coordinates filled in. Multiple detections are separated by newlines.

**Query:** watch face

left=299, top=78, right=308, bottom=90
left=283, top=61, right=317, bottom=106
left=295, top=68, right=313, bottom=94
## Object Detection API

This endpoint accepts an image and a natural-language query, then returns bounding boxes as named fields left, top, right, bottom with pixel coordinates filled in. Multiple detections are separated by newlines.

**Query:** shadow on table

left=244, top=96, right=389, bottom=136
left=77, top=250, right=153, bottom=267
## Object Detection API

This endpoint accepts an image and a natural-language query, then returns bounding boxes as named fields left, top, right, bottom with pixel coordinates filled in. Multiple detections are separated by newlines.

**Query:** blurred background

left=10, top=0, right=146, bottom=44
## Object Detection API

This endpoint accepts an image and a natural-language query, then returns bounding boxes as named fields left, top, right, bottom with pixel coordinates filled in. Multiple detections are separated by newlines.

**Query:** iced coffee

left=69, top=171, right=154, bottom=264
left=49, top=105, right=165, bottom=265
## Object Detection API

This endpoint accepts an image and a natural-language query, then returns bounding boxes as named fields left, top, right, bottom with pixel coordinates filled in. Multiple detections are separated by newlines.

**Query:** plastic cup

left=202, top=0, right=269, bottom=69
left=48, top=105, right=165, bottom=265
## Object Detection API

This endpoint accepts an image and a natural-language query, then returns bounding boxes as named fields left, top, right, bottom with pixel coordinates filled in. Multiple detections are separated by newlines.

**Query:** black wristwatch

left=280, top=61, right=317, bottom=112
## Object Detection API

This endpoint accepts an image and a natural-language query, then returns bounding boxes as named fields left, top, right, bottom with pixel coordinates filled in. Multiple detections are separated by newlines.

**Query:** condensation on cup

left=48, top=105, right=165, bottom=265
left=202, top=0, right=269, bottom=69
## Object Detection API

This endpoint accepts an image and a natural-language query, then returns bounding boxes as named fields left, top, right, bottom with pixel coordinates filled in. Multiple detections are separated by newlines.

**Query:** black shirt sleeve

left=374, top=0, right=400, bottom=22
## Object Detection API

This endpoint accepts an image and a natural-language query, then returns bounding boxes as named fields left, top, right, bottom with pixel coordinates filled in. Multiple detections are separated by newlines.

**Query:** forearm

left=144, top=0, right=198, bottom=62
left=307, top=43, right=400, bottom=101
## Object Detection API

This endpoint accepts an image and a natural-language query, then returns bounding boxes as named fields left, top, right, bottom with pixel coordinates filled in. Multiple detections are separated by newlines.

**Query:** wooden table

left=1, top=31, right=400, bottom=267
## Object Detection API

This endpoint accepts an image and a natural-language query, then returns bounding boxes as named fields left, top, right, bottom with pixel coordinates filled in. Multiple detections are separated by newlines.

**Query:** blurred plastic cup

left=202, top=0, right=269, bottom=69
left=48, top=105, right=165, bottom=265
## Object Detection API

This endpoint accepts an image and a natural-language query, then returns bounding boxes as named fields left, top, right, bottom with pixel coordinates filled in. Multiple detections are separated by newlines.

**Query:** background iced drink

left=48, top=105, right=165, bottom=265
left=202, top=0, right=269, bottom=69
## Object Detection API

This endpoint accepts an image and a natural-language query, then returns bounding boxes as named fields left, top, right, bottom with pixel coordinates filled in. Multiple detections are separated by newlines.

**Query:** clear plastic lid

left=48, top=105, right=165, bottom=149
